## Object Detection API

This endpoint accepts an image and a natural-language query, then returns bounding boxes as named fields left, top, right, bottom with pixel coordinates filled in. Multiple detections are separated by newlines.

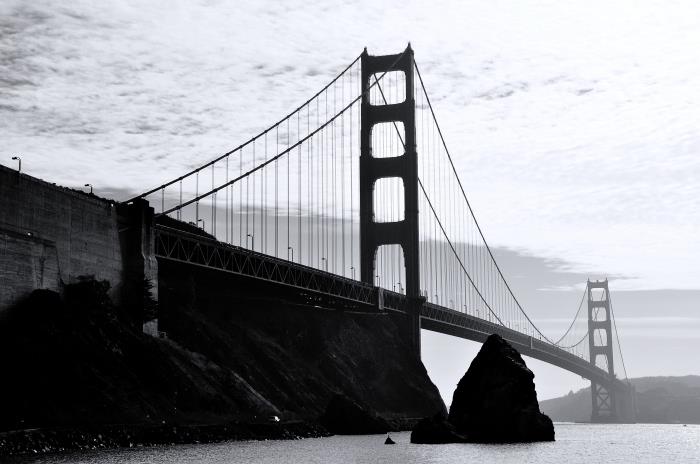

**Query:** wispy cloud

left=1, top=0, right=699, bottom=291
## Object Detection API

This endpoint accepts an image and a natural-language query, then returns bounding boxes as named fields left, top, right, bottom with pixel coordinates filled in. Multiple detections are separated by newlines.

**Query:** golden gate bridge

left=127, top=45, right=634, bottom=422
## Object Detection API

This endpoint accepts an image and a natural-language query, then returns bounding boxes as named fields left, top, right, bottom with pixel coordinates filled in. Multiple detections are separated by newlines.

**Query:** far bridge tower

left=587, top=279, right=617, bottom=421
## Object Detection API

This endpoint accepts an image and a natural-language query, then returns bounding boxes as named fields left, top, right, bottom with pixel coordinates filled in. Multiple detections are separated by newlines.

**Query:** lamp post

left=350, top=266, right=355, bottom=280
left=287, top=246, right=294, bottom=263
left=197, top=218, right=205, bottom=232
left=11, top=156, right=21, bottom=173
left=321, top=257, right=327, bottom=271
left=84, top=183, right=93, bottom=194
left=376, top=275, right=381, bottom=288
left=247, top=233, right=254, bottom=251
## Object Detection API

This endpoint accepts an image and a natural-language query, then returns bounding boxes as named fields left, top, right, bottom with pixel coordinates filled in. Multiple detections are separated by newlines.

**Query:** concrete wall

left=0, top=165, right=157, bottom=321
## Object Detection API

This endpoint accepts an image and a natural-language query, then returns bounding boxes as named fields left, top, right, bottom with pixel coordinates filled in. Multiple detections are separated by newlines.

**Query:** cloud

left=2, top=0, right=699, bottom=292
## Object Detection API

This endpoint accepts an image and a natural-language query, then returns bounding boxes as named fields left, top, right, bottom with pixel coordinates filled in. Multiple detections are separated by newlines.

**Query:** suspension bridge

left=126, top=45, right=634, bottom=422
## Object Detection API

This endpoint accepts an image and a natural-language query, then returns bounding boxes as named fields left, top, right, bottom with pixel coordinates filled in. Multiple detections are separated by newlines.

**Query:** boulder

left=410, top=413, right=466, bottom=444
left=448, top=334, right=554, bottom=442
left=319, top=394, right=390, bottom=435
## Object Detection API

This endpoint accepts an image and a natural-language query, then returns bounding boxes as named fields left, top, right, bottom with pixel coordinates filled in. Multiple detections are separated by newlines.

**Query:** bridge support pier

left=406, top=296, right=423, bottom=356
left=117, top=199, right=159, bottom=336
left=360, top=45, right=421, bottom=357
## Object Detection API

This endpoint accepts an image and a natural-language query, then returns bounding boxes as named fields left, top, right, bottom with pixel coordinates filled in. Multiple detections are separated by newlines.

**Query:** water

left=9, top=424, right=700, bottom=464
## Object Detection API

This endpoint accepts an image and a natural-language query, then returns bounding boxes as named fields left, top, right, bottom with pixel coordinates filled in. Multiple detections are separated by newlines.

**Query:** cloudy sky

left=2, top=0, right=699, bottom=400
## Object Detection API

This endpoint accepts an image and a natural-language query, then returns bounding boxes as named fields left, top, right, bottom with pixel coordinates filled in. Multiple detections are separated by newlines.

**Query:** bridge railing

left=154, top=224, right=376, bottom=307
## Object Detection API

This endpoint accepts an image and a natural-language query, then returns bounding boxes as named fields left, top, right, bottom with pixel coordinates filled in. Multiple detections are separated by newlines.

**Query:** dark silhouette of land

left=0, top=277, right=444, bottom=456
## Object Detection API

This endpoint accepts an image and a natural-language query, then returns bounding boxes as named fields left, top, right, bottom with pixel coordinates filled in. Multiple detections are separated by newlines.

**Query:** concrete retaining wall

left=0, top=165, right=157, bottom=327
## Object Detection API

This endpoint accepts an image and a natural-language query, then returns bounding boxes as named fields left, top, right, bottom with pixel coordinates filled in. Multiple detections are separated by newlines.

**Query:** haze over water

left=8, top=425, right=700, bottom=464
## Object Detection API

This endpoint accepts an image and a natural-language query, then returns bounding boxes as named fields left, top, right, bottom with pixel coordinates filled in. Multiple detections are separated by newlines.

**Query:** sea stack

left=412, top=334, right=554, bottom=443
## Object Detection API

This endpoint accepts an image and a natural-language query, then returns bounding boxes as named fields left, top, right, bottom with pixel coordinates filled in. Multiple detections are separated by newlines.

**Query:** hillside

left=0, top=277, right=445, bottom=453
left=540, top=376, right=700, bottom=423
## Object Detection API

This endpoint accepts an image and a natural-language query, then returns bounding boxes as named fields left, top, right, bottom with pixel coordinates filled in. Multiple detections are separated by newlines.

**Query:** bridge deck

left=154, top=225, right=626, bottom=391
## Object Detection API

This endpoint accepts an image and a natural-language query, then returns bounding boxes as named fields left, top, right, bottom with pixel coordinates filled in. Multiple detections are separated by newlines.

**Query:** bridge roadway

left=154, top=224, right=627, bottom=393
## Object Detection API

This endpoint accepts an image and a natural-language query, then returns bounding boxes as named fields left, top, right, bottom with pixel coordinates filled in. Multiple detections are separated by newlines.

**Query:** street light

left=287, top=246, right=294, bottom=263
left=247, top=233, right=254, bottom=251
left=11, top=156, right=21, bottom=173
left=350, top=266, right=355, bottom=280
left=84, top=183, right=93, bottom=194
left=376, top=275, right=381, bottom=287
left=197, top=219, right=206, bottom=232
left=321, top=257, right=327, bottom=271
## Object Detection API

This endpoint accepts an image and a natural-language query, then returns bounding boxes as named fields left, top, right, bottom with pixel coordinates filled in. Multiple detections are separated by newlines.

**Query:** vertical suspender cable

left=287, top=118, right=290, bottom=257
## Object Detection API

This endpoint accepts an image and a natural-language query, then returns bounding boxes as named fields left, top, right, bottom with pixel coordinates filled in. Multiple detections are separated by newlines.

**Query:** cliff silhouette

left=0, top=276, right=444, bottom=455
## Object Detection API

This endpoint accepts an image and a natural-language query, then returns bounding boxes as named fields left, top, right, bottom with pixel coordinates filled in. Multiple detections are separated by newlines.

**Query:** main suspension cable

left=413, top=59, right=560, bottom=345
left=127, top=53, right=363, bottom=203
left=609, top=292, right=630, bottom=382
left=159, top=51, right=407, bottom=216
left=553, top=285, right=588, bottom=345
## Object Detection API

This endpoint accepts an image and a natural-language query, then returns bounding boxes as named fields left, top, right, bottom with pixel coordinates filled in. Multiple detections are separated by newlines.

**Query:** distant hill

left=540, top=376, right=700, bottom=423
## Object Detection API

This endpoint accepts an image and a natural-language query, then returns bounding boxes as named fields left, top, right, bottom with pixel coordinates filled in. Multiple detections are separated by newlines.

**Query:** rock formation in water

left=319, top=394, right=390, bottom=435
left=412, top=334, right=554, bottom=443
left=449, top=334, right=554, bottom=442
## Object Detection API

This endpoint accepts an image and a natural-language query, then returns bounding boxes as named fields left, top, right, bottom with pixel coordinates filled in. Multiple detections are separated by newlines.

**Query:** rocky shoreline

left=0, top=421, right=330, bottom=457
left=0, top=417, right=425, bottom=457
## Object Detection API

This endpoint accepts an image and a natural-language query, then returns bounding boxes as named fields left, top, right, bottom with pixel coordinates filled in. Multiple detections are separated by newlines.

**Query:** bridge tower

left=360, top=45, right=422, bottom=355
left=587, top=279, right=617, bottom=422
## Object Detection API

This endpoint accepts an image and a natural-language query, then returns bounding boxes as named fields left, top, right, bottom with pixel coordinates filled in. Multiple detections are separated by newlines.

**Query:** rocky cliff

left=0, top=275, right=445, bottom=454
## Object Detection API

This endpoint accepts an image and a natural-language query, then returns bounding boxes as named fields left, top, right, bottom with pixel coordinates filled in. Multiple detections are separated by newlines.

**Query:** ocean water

left=10, top=424, right=700, bottom=464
